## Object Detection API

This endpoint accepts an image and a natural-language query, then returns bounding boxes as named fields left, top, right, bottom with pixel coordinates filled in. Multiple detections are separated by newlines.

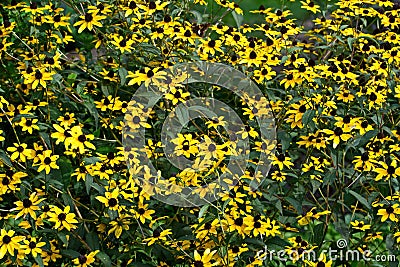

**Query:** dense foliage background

left=0, top=0, right=400, bottom=266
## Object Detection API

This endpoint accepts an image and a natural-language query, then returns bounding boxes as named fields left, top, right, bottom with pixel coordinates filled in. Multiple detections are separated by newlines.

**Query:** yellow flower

left=96, top=188, right=121, bottom=211
left=48, top=205, right=78, bottom=231
left=73, top=11, right=106, bottom=33
left=7, top=143, right=34, bottom=162
left=25, top=68, right=53, bottom=89
left=22, top=237, right=46, bottom=258
left=127, top=67, right=167, bottom=87
left=13, top=192, right=44, bottom=220
left=35, top=150, right=59, bottom=174
left=0, top=229, right=25, bottom=259
left=300, top=0, right=320, bottom=14
left=377, top=204, right=400, bottom=222
left=350, top=220, right=371, bottom=231
left=143, top=229, right=172, bottom=246
left=193, top=248, right=218, bottom=267
left=72, top=250, right=99, bottom=267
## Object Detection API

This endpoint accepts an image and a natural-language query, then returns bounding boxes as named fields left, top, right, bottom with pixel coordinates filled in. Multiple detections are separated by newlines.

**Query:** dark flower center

left=29, top=241, right=36, bottom=248
left=386, top=206, right=394, bottom=214
left=2, top=235, right=11, bottom=244
left=79, top=255, right=87, bottom=264
left=58, top=213, right=66, bottom=221
left=109, top=198, right=118, bottom=207
left=334, top=127, right=343, bottom=136
left=208, top=144, right=216, bottom=152
left=23, top=198, right=33, bottom=208
left=234, top=217, right=243, bottom=226
left=78, top=135, right=86, bottom=142
left=133, top=116, right=141, bottom=124
left=153, top=229, right=161, bottom=237
left=361, top=152, right=369, bottom=161
left=85, top=13, right=93, bottom=22
left=44, top=157, right=52, bottom=165
left=35, top=71, right=43, bottom=79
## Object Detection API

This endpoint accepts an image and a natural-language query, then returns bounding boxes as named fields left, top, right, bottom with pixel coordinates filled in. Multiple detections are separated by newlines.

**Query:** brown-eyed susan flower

left=133, top=202, right=155, bottom=224
left=352, top=151, right=377, bottom=172
left=374, top=160, right=400, bottom=181
left=57, top=113, right=76, bottom=127
left=297, top=207, right=331, bottom=226
left=144, top=229, right=172, bottom=246
left=17, top=117, right=40, bottom=134
left=21, top=236, right=46, bottom=258
left=48, top=205, right=78, bottom=231
left=13, top=192, right=44, bottom=220
left=72, top=250, right=99, bottom=267
left=323, top=126, right=352, bottom=148
left=377, top=204, right=400, bottom=222
left=96, top=188, right=121, bottom=211
left=192, top=248, right=218, bottom=267
left=7, top=143, right=34, bottom=162
left=350, top=220, right=371, bottom=231
left=127, top=67, right=167, bottom=87
left=0, top=229, right=25, bottom=259
left=25, top=67, right=54, bottom=89
left=165, top=88, right=190, bottom=105
left=171, top=133, right=199, bottom=158
left=69, top=126, right=96, bottom=153
left=272, top=153, right=294, bottom=170
left=35, top=150, right=59, bottom=174
left=73, top=11, right=106, bottom=33
left=300, top=0, right=320, bottom=13
left=111, top=35, right=135, bottom=53
left=108, top=214, right=130, bottom=239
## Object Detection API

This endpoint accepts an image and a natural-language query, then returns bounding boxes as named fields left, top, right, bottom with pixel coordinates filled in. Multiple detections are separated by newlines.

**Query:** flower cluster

left=0, top=0, right=399, bottom=266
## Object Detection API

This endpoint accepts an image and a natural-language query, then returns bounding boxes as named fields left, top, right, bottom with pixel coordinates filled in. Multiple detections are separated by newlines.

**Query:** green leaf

left=277, top=130, right=291, bottom=152
left=119, top=67, right=128, bottom=86
left=86, top=232, right=100, bottom=250
left=302, top=109, right=316, bottom=127
left=83, top=101, right=99, bottom=129
left=190, top=10, right=203, bottom=24
left=312, top=222, right=325, bottom=245
left=61, top=249, right=80, bottom=258
left=96, top=251, right=112, bottom=267
left=85, top=174, right=94, bottom=194
left=67, top=73, right=78, bottom=84
left=198, top=204, right=209, bottom=219
left=231, top=11, right=243, bottom=28
left=57, top=232, right=69, bottom=245
left=348, top=189, right=371, bottom=210
left=175, top=105, right=189, bottom=126
left=35, top=255, right=45, bottom=267
left=0, top=150, right=12, bottom=167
